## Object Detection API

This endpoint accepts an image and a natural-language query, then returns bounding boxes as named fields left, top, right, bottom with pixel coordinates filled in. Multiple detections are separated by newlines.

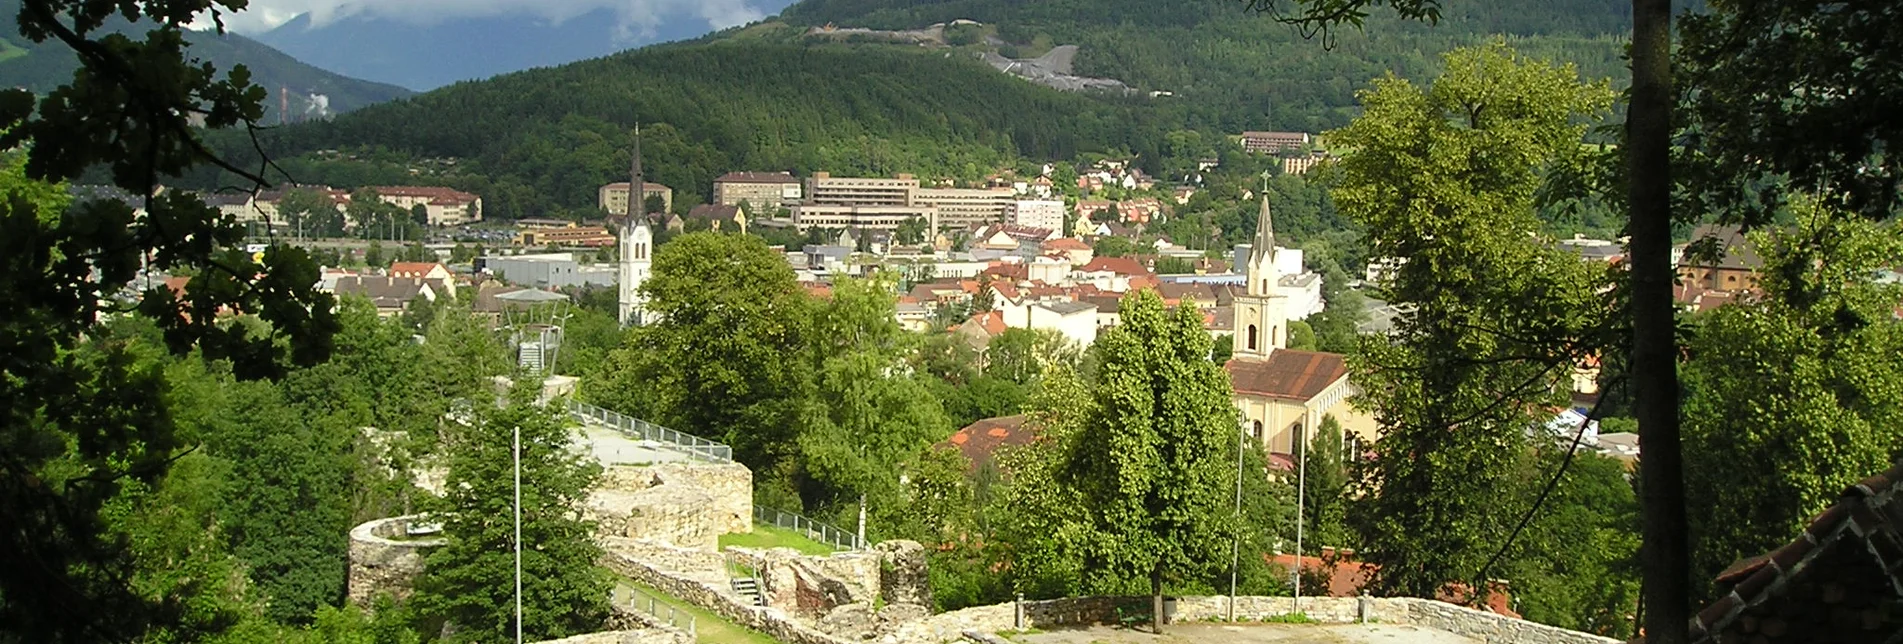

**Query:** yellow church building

left=1224, top=196, right=1381, bottom=462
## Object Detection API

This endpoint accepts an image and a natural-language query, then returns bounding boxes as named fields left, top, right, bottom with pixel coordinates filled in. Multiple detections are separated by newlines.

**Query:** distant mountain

left=2, top=0, right=412, bottom=120
left=186, top=0, right=1648, bottom=220
left=248, top=0, right=802, bottom=91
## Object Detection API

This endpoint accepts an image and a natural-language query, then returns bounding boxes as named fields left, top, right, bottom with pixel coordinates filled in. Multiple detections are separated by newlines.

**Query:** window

left=1251, top=420, right=1263, bottom=443
left=1246, top=324, right=1258, bottom=350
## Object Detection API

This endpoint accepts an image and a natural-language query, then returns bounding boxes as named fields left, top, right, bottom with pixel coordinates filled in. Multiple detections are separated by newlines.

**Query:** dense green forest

left=182, top=0, right=1649, bottom=222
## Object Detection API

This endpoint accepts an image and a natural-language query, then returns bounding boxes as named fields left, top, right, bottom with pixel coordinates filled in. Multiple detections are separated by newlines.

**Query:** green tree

left=1301, top=415, right=1349, bottom=551
left=897, top=215, right=929, bottom=245
left=1, top=0, right=340, bottom=631
left=985, top=327, right=1079, bottom=385
left=347, top=188, right=384, bottom=237
left=1504, top=451, right=1641, bottom=638
left=584, top=232, right=813, bottom=469
left=1020, top=290, right=1241, bottom=632
left=449, top=242, right=473, bottom=264
left=1093, top=235, right=1135, bottom=258
left=1680, top=216, right=1903, bottom=599
left=410, top=385, right=610, bottom=642
left=279, top=187, right=343, bottom=239
left=1331, top=43, right=1613, bottom=598
left=1154, top=256, right=1195, bottom=274
left=1285, top=319, right=1318, bottom=351
left=365, top=240, right=386, bottom=268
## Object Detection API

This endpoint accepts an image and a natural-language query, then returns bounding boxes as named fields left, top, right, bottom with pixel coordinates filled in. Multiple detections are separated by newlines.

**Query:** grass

left=1257, top=612, right=1316, bottom=624
left=613, top=577, right=783, bottom=644
left=717, top=524, right=839, bottom=556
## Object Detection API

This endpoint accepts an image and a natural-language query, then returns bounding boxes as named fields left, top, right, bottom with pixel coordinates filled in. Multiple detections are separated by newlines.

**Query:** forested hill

left=2, top=0, right=413, bottom=118
left=211, top=42, right=1171, bottom=220
left=774, top=0, right=1645, bottom=132
left=196, top=0, right=1651, bottom=220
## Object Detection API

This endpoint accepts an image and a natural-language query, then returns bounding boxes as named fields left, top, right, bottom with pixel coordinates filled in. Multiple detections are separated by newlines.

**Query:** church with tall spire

left=618, top=127, right=653, bottom=327
left=1224, top=193, right=1378, bottom=461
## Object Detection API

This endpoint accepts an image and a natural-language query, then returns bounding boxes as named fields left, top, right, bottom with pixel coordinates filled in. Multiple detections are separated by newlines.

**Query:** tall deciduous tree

left=410, top=385, right=610, bottom=642
left=1681, top=216, right=1903, bottom=599
left=584, top=231, right=813, bottom=470
left=1330, top=43, right=1612, bottom=598
left=1021, top=290, right=1242, bottom=632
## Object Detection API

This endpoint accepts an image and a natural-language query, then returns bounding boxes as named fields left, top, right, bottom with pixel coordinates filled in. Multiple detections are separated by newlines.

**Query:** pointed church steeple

left=619, top=125, right=653, bottom=326
left=1233, top=183, right=1288, bottom=360
left=1245, top=186, right=1281, bottom=297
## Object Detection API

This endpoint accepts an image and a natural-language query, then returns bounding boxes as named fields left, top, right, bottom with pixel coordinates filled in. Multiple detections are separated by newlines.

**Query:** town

left=5, top=2, right=1901, bottom=644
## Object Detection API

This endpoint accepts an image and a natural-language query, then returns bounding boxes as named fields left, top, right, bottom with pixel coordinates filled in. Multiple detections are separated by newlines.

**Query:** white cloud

left=201, top=0, right=767, bottom=37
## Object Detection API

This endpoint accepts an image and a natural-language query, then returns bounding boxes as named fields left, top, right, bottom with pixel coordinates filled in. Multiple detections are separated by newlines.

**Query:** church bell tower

left=618, top=126, right=653, bottom=327
left=1231, top=193, right=1288, bottom=360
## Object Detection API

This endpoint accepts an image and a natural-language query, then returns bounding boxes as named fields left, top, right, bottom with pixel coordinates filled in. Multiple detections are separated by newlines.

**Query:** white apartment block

left=374, top=186, right=483, bottom=226
left=791, top=204, right=938, bottom=231
left=1008, top=199, right=1067, bottom=232
left=909, top=187, right=1016, bottom=230
left=714, top=172, right=803, bottom=209
left=598, top=181, right=674, bottom=216
left=806, top=172, right=918, bottom=207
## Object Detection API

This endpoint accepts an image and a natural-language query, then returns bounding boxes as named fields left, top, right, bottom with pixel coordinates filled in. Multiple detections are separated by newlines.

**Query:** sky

left=203, top=0, right=772, bottom=41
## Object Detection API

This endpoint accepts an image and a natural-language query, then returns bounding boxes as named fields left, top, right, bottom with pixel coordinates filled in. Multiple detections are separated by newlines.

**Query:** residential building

left=332, top=276, right=440, bottom=317
left=388, top=262, right=455, bottom=297
left=1007, top=199, right=1065, bottom=232
left=202, top=193, right=257, bottom=222
left=970, top=224, right=1057, bottom=251
left=806, top=172, right=918, bottom=207
left=791, top=204, right=937, bottom=232
left=1224, top=196, right=1378, bottom=460
left=685, top=203, right=748, bottom=233
left=1027, top=300, right=1098, bottom=348
left=1557, top=235, right=1624, bottom=263
left=516, top=225, right=616, bottom=248
left=941, top=415, right=1032, bottom=474
left=910, top=186, right=1015, bottom=229
left=370, top=186, right=483, bottom=226
left=713, top=171, right=802, bottom=208
left=1282, top=153, right=1330, bottom=175
left=1676, top=224, right=1762, bottom=297
left=598, top=181, right=674, bottom=216
left=1040, top=237, right=1094, bottom=266
left=1240, top=131, right=1313, bottom=154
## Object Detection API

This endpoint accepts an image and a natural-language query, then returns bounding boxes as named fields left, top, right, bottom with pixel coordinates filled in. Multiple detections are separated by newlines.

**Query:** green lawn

left=612, top=577, right=782, bottom=644
left=717, top=524, right=840, bottom=556
left=0, top=39, right=26, bottom=64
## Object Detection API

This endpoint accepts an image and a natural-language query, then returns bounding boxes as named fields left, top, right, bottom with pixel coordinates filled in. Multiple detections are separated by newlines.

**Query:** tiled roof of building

left=388, top=262, right=444, bottom=278
left=1078, top=256, right=1152, bottom=276
left=715, top=171, right=799, bottom=184
left=941, top=415, right=1032, bottom=473
left=1264, top=551, right=1517, bottom=617
left=981, top=263, right=1029, bottom=282
left=1041, top=237, right=1091, bottom=251
left=334, top=276, right=433, bottom=309
left=1207, top=306, right=1235, bottom=332
left=1690, top=459, right=1903, bottom=644
left=1226, top=350, right=1348, bottom=402
left=1685, top=224, right=1764, bottom=271
left=687, top=204, right=741, bottom=220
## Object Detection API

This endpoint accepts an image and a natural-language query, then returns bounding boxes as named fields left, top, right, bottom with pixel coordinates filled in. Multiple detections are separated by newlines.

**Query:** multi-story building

left=713, top=172, right=802, bottom=209
left=1240, top=131, right=1313, bottom=154
left=806, top=172, right=918, bottom=207
left=371, top=186, right=483, bottom=226
left=598, top=181, right=674, bottom=216
left=1281, top=153, right=1330, bottom=176
left=909, top=186, right=1015, bottom=230
left=515, top=226, right=617, bottom=248
left=791, top=204, right=937, bottom=232
left=1009, top=200, right=1067, bottom=232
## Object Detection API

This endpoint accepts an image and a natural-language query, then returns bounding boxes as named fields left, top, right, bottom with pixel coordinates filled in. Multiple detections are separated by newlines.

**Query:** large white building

left=806, top=172, right=918, bottom=207
left=372, top=186, right=483, bottom=226
left=909, top=186, right=1016, bottom=230
left=1008, top=199, right=1067, bottom=232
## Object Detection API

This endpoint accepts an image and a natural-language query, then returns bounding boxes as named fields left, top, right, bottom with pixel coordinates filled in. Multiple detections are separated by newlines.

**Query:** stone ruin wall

left=588, top=461, right=752, bottom=551
left=347, top=514, right=446, bottom=606
left=724, top=540, right=936, bottom=641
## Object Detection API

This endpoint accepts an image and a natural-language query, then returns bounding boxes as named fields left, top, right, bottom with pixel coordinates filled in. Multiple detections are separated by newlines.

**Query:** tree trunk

left=1152, top=564, right=1165, bottom=634
left=1628, top=0, right=1690, bottom=642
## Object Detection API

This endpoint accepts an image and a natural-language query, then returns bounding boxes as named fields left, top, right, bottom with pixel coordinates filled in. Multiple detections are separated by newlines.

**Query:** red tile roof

left=941, top=415, right=1032, bottom=473
left=388, top=262, right=444, bottom=278
left=1690, top=459, right=1903, bottom=644
left=1042, top=237, right=1091, bottom=251
left=1265, top=550, right=1518, bottom=617
left=1078, top=256, right=1152, bottom=276
left=1226, top=350, right=1349, bottom=402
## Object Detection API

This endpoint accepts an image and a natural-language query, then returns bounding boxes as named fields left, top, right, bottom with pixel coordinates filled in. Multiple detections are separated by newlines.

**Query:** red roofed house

left=1267, top=550, right=1518, bottom=618
left=370, top=186, right=483, bottom=226
left=1076, top=256, right=1155, bottom=293
left=940, top=415, right=1032, bottom=474
left=1226, top=196, right=1379, bottom=458
left=1040, top=237, right=1094, bottom=266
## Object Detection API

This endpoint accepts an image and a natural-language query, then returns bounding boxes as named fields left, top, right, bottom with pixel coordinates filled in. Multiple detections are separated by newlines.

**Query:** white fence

left=567, top=400, right=734, bottom=462
left=754, top=505, right=865, bottom=551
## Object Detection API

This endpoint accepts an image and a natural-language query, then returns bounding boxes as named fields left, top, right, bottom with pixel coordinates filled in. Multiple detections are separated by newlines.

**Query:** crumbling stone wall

left=347, top=515, right=446, bottom=606
left=589, top=462, right=752, bottom=550
left=725, top=540, right=936, bottom=640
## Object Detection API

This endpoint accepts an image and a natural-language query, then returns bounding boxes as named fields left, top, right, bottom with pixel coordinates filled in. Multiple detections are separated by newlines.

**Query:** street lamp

left=515, top=421, right=523, bottom=644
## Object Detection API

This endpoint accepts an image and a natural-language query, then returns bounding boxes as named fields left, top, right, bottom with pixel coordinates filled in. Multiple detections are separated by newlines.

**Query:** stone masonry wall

left=602, top=549, right=855, bottom=644
left=589, top=462, right=752, bottom=550
left=347, top=515, right=446, bottom=606
left=891, top=595, right=1621, bottom=644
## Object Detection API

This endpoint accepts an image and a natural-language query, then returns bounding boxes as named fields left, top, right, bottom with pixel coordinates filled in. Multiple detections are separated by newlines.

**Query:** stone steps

left=729, top=577, right=766, bottom=607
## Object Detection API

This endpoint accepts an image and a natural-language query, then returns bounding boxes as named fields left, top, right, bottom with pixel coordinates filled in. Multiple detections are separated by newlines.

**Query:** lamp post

left=1228, top=420, right=1245, bottom=621
left=514, top=422, right=523, bottom=644
left=1294, top=423, right=1307, bottom=612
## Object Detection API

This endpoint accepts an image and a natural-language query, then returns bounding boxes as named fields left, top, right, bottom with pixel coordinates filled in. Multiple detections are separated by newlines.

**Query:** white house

left=1027, top=300, right=1099, bottom=347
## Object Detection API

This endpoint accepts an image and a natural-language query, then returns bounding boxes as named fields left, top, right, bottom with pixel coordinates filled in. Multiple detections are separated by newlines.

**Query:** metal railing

left=623, top=586, right=697, bottom=637
left=754, top=505, right=865, bottom=551
left=567, top=400, right=734, bottom=463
